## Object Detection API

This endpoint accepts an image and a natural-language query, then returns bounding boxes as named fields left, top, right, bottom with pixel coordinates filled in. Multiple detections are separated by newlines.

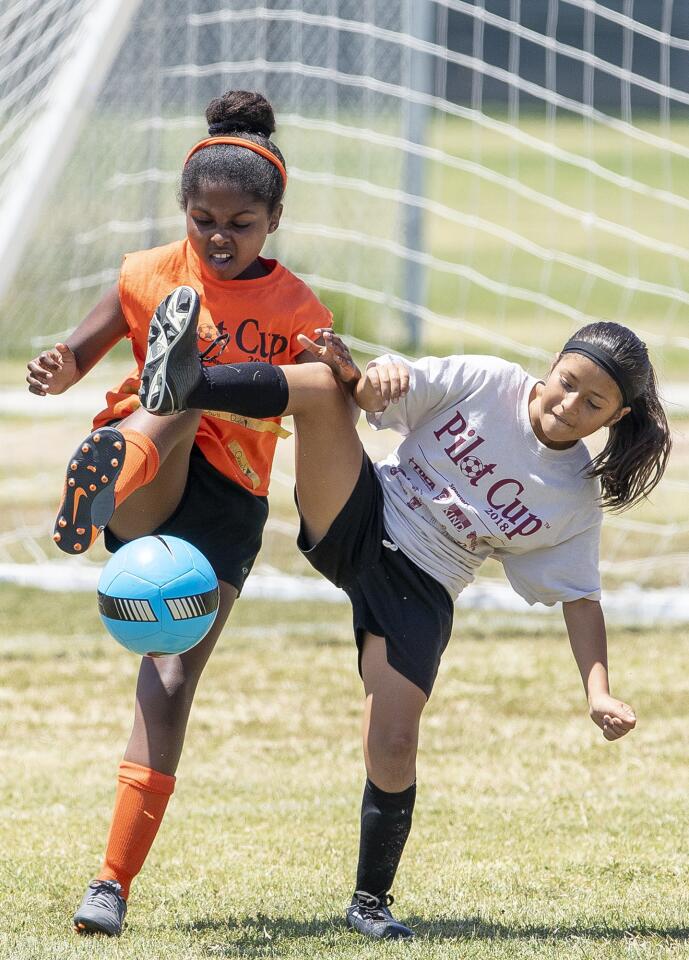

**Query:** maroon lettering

left=468, top=463, right=497, bottom=487
left=500, top=500, right=529, bottom=524
left=505, top=515, right=543, bottom=540
left=433, top=410, right=467, bottom=441
left=409, top=457, right=435, bottom=491
left=446, top=435, right=484, bottom=464
left=444, top=504, right=471, bottom=531
left=487, top=478, right=524, bottom=508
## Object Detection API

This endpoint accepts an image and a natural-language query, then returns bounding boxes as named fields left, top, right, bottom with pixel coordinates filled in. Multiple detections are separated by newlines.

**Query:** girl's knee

left=369, top=727, right=418, bottom=770
left=137, top=657, right=199, bottom=721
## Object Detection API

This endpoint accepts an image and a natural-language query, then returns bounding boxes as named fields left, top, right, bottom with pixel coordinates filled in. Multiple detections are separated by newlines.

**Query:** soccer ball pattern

left=97, top=535, right=219, bottom=657
left=459, top=455, right=484, bottom=479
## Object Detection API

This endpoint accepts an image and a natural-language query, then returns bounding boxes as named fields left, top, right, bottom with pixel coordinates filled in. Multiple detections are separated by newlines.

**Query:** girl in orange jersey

left=25, top=90, right=331, bottom=936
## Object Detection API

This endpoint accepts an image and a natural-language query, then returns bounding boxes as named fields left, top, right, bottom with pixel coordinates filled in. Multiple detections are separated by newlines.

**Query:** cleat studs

left=76, top=527, right=85, bottom=535
left=111, top=458, right=119, bottom=467
left=68, top=478, right=75, bottom=487
left=74, top=543, right=82, bottom=552
left=89, top=484, right=97, bottom=491
left=93, top=433, right=100, bottom=442
left=87, top=464, right=97, bottom=473
left=101, top=475, right=109, bottom=483
left=81, top=444, right=90, bottom=453
left=58, top=517, right=67, bottom=528
left=53, top=533, right=61, bottom=542
left=70, top=462, right=77, bottom=470
left=113, top=440, right=123, bottom=450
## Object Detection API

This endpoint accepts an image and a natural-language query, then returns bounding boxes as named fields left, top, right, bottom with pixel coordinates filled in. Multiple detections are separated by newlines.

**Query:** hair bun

left=205, top=90, right=276, bottom=139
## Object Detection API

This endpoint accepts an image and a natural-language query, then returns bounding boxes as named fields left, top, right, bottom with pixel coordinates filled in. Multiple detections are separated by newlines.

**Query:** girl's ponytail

left=568, top=322, right=672, bottom=511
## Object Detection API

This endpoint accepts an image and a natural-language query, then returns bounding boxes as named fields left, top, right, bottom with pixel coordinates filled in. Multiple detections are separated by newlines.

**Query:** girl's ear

left=605, top=405, right=631, bottom=427
left=268, top=203, right=283, bottom=234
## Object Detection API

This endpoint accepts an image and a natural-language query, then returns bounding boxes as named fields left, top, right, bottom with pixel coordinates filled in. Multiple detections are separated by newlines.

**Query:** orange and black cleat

left=53, top=427, right=125, bottom=554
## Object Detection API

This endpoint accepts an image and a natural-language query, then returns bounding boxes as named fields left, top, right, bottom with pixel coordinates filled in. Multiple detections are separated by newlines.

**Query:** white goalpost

left=1, top=0, right=687, bottom=614
left=0, top=0, right=144, bottom=301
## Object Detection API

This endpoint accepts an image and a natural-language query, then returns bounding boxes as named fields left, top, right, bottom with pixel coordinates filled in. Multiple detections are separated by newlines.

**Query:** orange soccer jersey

left=93, top=239, right=332, bottom=496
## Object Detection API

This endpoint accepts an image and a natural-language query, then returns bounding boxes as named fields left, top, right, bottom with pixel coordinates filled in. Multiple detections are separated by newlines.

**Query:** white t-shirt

left=367, top=354, right=602, bottom=605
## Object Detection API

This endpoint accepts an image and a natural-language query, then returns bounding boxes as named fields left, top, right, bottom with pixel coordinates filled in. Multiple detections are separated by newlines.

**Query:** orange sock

left=113, top=430, right=160, bottom=509
left=97, top=760, right=176, bottom=899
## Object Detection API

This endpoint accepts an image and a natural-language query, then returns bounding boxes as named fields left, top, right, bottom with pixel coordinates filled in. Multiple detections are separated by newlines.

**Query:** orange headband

left=183, top=136, right=287, bottom=188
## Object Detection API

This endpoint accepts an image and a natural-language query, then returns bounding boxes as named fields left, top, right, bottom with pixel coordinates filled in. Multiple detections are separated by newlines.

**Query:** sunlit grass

left=1, top=582, right=689, bottom=958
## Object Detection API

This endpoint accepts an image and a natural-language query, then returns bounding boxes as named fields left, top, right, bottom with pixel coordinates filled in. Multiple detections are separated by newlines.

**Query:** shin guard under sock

left=98, top=761, right=175, bottom=899
left=113, top=430, right=160, bottom=509
left=355, top=778, right=416, bottom=897
left=187, top=363, right=289, bottom=418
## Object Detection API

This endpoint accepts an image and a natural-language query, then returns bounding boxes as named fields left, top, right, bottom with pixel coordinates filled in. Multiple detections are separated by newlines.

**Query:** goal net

left=1, top=0, right=687, bottom=614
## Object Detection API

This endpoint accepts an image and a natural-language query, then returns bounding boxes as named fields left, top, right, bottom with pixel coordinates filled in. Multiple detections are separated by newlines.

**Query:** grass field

left=2, top=590, right=689, bottom=959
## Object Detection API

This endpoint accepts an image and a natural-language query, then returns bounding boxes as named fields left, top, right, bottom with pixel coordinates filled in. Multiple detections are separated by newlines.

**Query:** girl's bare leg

left=102, top=407, right=238, bottom=773
left=360, top=633, right=427, bottom=791
left=123, top=580, right=237, bottom=774
left=277, top=364, right=366, bottom=546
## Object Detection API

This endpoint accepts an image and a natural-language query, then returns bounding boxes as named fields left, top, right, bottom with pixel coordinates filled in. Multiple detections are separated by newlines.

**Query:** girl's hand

left=589, top=693, right=637, bottom=741
left=26, top=343, right=79, bottom=396
left=297, top=329, right=361, bottom=384
left=355, top=359, right=410, bottom=412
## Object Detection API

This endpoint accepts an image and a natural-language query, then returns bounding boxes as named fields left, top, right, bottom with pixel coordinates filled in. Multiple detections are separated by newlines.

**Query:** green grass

left=2, top=586, right=689, bottom=958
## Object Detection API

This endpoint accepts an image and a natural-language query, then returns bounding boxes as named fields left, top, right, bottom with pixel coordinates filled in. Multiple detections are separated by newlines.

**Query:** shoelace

left=353, top=890, right=395, bottom=919
left=199, top=332, right=231, bottom=365
left=87, top=880, right=121, bottom=906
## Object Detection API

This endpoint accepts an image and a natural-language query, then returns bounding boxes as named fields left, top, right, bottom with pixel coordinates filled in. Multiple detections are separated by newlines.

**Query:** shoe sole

left=345, top=914, right=414, bottom=940
left=73, top=919, right=121, bottom=936
left=53, top=427, right=124, bottom=554
left=140, top=286, right=200, bottom=415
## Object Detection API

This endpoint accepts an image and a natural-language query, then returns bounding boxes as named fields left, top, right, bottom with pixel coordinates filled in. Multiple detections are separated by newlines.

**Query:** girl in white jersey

left=138, top=310, right=671, bottom=941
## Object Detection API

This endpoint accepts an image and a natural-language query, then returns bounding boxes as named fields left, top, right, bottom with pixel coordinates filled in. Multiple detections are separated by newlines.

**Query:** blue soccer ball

left=97, top=535, right=219, bottom=657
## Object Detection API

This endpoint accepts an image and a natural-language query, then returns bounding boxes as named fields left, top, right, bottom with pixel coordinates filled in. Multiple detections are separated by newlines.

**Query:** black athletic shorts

left=297, top=453, right=454, bottom=698
left=104, top=444, right=268, bottom=593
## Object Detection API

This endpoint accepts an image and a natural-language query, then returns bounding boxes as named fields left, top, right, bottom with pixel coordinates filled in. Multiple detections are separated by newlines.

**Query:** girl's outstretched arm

left=26, top=284, right=128, bottom=396
left=563, top=598, right=637, bottom=741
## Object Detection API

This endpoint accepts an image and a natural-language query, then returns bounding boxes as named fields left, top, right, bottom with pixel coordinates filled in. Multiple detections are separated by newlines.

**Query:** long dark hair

left=564, top=322, right=672, bottom=511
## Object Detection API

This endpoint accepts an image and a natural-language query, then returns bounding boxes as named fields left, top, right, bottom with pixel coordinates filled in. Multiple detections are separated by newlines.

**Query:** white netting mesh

left=0, top=0, right=687, bottom=605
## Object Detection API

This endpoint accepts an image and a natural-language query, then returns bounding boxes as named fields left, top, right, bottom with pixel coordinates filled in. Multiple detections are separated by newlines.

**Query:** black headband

left=207, top=121, right=272, bottom=138
left=560, top=338, right=635, bottom=406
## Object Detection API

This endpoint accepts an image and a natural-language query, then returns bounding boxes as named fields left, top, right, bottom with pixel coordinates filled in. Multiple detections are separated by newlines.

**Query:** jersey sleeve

left=289, top=290, right=333, bottom=360
left=498, top=521, right=602, bottom=606
left=366, top=354, right=492, bottom=436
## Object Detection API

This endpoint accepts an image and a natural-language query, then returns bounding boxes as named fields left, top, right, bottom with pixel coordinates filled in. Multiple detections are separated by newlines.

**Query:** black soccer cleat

left=73, top=879, right=127, bottom=936
left=345, top=890, right=414, bottom=940
left=53, top=426, right=124, bottom=554
left=139, top=285, right=202, bottom=415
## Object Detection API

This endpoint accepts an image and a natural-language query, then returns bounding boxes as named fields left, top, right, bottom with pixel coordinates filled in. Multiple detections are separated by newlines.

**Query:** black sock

left=355, top=778, right=416, bottom=898
left=187, top=363, right=289, bottom=418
